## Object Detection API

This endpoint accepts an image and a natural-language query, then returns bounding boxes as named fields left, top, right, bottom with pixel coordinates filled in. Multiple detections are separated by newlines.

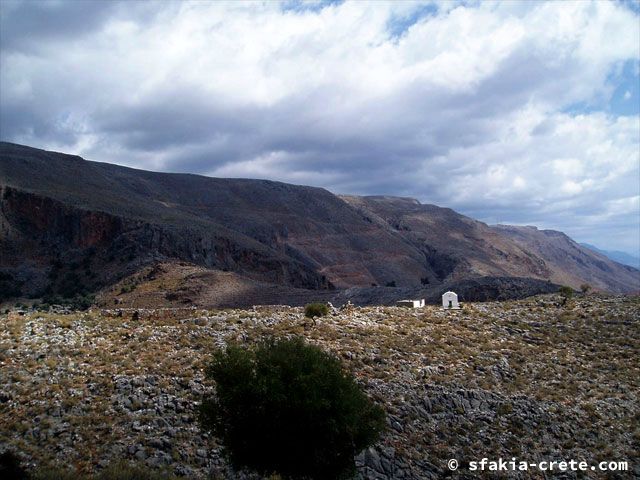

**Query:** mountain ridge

left=1, top=142, right=637, bottom=306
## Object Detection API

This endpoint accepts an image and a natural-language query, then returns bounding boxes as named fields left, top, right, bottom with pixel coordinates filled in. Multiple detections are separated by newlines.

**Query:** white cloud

left=0, top=0, right=638, bottom=253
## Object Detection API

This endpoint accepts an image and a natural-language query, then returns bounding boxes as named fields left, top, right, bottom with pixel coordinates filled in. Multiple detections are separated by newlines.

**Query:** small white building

left=397, top=299, right=425, bottom=308
left=442, top=291, right=460, bottom=309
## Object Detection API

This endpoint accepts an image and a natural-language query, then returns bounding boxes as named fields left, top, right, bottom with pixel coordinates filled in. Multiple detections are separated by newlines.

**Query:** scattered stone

left=0, top=294, right=636, bottom=479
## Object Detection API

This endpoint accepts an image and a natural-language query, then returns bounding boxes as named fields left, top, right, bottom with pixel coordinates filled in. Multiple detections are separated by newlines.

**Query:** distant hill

left=343, top=196, right=638, bottom=293
left=1, top=142, right=638, bottom=306
left=580, top=243, right=640, bottom=270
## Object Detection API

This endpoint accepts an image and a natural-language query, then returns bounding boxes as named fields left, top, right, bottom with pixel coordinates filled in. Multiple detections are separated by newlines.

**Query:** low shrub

left=304, top=302, right=329, bottom=319
left=558, top=286, right=574, bottom=305
left=41, top=294, right=95, bottom=311
left=496, top=402, right=514, bottom=416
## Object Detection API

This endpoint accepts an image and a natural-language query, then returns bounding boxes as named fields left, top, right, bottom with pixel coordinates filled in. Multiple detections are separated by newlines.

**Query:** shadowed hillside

left=1, top=142, right=637, bottom=306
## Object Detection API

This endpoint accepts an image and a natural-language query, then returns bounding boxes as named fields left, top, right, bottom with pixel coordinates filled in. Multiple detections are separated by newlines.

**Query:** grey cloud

left=95, top=98, right=258, bottom=152
left=0, top=0, right=167, bottom=54
left=0, top=100, right=77, bottom=145
left=0, top=1, right=638, bottom=254
left=0, top=1, right=117, bottom=53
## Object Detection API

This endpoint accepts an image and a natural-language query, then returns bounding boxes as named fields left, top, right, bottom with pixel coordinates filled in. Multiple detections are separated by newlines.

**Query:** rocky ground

left=0, top=294, right=638, bottom=479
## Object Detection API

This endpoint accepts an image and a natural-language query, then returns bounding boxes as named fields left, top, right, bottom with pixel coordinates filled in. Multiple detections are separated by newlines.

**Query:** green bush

left=558, top=286, right=574, bottom=305
left=71, top=294, right=95, bottom=311
left=304, top=302, right=329, bottom=319
left=199, top=337, right=386, bottom=479
left=41, top=293, right=95, bottom=311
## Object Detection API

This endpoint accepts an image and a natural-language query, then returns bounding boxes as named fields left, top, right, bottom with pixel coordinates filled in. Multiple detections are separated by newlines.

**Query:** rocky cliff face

left=0, top=186, right=332, bottom=299
left=1, top=141, right=637, bottom=303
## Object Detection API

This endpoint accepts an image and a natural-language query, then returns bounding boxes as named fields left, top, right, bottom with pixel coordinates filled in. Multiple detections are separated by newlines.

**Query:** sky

left=1, top=0, right=639, bottom=256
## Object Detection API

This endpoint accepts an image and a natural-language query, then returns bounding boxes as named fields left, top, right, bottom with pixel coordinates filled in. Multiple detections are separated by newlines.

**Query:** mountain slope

left=1, top=142, right=637, bottom=303
left=0, top=142, right=434, bottom=298
left=340, top=196, right=638, bottom=293
left=494, top=226, right=639, bottom=293
left=340, top=195, right=551, bottom=282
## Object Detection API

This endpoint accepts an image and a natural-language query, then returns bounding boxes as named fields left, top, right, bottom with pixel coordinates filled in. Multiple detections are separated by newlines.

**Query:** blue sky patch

left=563, top=59, right=639, bottom=117
left=386, top=2, right=439, bottom=39
left=281, top=0, right=343, bottom=14
left=609, top=59, right=640, bottom=116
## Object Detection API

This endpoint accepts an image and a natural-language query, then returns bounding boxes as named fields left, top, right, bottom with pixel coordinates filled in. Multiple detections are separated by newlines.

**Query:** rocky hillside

left=1, top=294, right=638, bottom=478
left=341, top=195, right=550, bottom=282
left=1, top=142, right=637, bottom=305
left=495, top=226, right=639, bottom=293
left=342, top=195, right=639, bottom=293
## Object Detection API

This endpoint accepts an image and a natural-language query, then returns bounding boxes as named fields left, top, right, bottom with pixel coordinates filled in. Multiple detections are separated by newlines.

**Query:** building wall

left=442, top=292, right=459, bottom=308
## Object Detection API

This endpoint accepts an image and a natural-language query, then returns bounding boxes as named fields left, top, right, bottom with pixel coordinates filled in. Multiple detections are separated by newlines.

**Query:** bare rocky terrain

left=1, top=294, right=638, bottom=479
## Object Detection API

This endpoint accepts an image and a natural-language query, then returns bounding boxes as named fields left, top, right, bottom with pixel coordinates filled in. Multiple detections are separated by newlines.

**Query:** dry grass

left=0, top=294, right=637, bottom=478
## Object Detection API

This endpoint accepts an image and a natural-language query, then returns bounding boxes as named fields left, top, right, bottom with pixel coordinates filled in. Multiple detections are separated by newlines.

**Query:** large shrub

left=199, top=337, right=385, bottom=479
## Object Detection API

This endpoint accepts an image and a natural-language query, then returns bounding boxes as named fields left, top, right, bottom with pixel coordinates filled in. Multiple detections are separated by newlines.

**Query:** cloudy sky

left=1, top=0, right=639, bottom=255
